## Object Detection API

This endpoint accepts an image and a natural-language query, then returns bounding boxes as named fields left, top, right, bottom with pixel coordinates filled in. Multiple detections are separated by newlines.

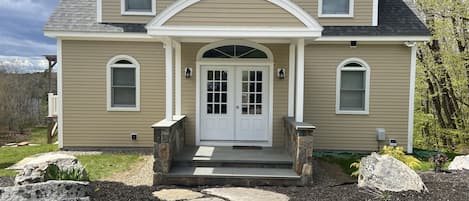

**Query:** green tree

left=414, top=0, right=469, bottom=152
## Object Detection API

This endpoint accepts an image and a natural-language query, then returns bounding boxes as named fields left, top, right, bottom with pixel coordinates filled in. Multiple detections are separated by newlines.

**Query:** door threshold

left=198, top=140, right=271, bottom=147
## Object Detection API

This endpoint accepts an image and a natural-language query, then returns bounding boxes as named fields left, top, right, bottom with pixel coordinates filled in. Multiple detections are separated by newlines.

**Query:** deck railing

left=48, top=93, right=58, bottom=117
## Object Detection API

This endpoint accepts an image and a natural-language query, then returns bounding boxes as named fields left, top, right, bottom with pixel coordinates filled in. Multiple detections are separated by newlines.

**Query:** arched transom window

left=202, top=45, right=268, bottom=59
left=336, top=58, right=370, bottom=114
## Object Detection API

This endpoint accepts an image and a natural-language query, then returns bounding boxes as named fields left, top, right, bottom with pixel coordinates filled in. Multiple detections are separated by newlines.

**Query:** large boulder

left=0, top=180, right=91, bottom=201
left=10, top=153, right=87, bottom=185
left=358, top=152, right=427, bottom=192
left=448, top=155, right=469, bottom=170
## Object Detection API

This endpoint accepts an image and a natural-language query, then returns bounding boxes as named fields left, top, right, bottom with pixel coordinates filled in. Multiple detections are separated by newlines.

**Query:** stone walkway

left=152, top=187, right=289, bottom=201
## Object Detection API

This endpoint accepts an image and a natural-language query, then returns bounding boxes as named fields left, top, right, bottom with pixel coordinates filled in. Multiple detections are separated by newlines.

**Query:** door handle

left=236, top=105, right=239, bottom=109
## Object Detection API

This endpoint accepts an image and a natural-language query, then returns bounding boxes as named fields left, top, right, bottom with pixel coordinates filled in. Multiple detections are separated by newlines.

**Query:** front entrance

left=200, top=66, right=269, bottom=143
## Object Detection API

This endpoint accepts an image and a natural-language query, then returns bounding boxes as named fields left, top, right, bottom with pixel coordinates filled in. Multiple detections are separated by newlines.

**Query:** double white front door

left=200, top=66, right=269, bottom=143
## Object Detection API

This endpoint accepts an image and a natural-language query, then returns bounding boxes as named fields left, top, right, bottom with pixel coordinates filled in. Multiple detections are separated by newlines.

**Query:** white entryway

left=200, top=66, right=269, bottom=142
left=196, top=40, right=274, bottom=146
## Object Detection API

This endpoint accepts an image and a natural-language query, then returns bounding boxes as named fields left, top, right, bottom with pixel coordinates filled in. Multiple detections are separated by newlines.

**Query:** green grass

left=29, top=127, right=56, bottom=144
left=77, top=154, right=142, bottom=181
left=0, top=144, right=58, bottom=176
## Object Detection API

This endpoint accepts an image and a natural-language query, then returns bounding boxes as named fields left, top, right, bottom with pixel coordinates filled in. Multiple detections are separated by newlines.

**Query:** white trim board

left=57, top=39, right=63, bottom=149
left=372, top=0, right=379, bottom=26
left=407, top=44, right=417, bottom=153
left=316, top=36, right=431, bottom=42
left=288, top=43, right=296, bottom=117
left=97, top=0, right=102, bottom=23
left=295, top=38, right=304, bottom=122
left=146, top=0, right=323, bottom=30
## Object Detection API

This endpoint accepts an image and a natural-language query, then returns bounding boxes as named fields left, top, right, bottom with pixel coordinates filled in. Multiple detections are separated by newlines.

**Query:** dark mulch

left=89, top=163, right=469, bottom=201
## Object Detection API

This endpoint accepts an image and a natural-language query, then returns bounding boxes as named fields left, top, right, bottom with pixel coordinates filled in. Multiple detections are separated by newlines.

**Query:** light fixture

left=185, top=67, right=192, bottom=78
left=350, top=41, right=357, bottom=48
left=277, top=68, right=286, bottom=80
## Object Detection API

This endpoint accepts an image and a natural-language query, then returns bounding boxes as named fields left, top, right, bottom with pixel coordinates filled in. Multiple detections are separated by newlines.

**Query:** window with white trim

left=336, top=58, right=370, bottom=114
left=121, top=0, right=155, bottom=15
left=107, top=56, right=140, bottom=111
left=319, top=0, right=354, bottom=17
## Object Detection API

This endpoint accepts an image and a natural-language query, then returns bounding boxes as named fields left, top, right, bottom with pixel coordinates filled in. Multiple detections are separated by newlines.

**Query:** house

left=44, top=0, right=430, bottom=186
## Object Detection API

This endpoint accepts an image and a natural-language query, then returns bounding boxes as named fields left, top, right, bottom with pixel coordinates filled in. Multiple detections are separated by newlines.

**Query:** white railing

left=48, top=93, right=58, bottom=117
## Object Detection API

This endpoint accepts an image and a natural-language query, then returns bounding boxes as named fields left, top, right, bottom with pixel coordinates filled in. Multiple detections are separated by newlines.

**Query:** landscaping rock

left=152, top=189, right=204, bottom=201
left=202, top=187, right=289, bottom=201
left=448, top=155, right=469, bottom=170
left=0, top=180, right=91, bottom=201
left=11, top=153, right=87, bottom=185
left=17, top=141, right=29, bottom=146
left=358, top=153, right=428, bottom=192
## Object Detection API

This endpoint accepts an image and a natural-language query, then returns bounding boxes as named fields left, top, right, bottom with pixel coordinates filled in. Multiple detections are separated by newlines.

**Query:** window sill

left=107, top=107, right=140, bottom=112
left=121, top=11, right=156, bottom=16
left=318, top=14, right=354, bottom=18
left=336, top=110, right=369, bottom=115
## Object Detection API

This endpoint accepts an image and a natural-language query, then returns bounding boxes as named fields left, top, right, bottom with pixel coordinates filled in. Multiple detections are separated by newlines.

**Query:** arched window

left=107, top=55, right=140, bottom=111
left=202, top=45, right=268, bottom=59
left=336, top=58, right=370, bottom=114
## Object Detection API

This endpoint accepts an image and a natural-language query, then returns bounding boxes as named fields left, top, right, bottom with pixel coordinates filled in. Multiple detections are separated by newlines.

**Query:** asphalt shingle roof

left=45, top=0, right=430, bottom=36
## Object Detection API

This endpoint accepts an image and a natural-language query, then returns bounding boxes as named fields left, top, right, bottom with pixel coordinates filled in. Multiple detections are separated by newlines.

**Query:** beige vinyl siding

left=180, top=43, right=289, bottom=147
left=102, top=0, right=174, bottom=23
left=304, top=44, right=411, bottom=151
left=292, top=0, right=373, bottom=25
left=164, top=0, right=304, bottom=27
left=62, top=41, right=165, bottom=148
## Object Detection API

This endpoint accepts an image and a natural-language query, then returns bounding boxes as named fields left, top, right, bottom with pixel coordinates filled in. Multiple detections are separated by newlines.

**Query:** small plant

left=45, top=164, right=89, bottom=181
left=350, top=160, right=361, bottom=177
left=431, top=152, right=448, bottom=172
left=379, top=146, right=422, bottom=169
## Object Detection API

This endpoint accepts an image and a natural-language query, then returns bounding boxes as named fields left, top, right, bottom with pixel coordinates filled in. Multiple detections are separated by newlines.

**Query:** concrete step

left=173, top=159, right=292, bottom=168
left=160, top=166, right=302, bottom=186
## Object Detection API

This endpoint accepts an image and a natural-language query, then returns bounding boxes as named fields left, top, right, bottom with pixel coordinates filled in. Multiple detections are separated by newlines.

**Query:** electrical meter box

left=376, top=128, right=386, bottom=141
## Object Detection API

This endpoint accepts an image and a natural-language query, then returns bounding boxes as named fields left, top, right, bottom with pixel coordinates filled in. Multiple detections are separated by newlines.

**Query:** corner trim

left=57, top=39, right=63, bottom=149
left=97, top=0, right=102, bottom=23
left=407, top=45, right=417, bottom=153
left=372, top=0, right=379, bottom=26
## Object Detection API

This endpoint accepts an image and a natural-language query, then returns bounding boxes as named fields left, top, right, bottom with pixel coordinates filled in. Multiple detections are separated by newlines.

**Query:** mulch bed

left=2, top=162, right=468, bottom=201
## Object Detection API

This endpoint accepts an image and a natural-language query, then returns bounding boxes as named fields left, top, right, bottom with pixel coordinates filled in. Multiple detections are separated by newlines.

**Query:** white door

left=200, top=66, right=269, bottom=143
left=200, top=67, right=235, bottom=141
left=235, top=67, right=269, bottom=141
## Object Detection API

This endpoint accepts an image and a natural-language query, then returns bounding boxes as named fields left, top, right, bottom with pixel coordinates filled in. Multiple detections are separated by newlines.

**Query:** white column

left=407, top=43, right=417, bottom=153
left=174, top=41, right=182, bottom=116
left=288, top=43, right=296, bottom=117
left=164, top=39, right=174, bottom=121
left=295, top=39, right=305, bottom=122
left=57, top=39, right=63, bottom=149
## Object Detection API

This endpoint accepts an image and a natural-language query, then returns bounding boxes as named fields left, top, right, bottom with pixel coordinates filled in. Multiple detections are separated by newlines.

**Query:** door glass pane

left=256, top=105, right=262, bottom=114
left=242, top=71, right=249, bottom=81
left=249, top=105, right=255, bottom=114
left=242, top=83, right=248, bottom=92
left=207, top=82, right=213, bottom=91
left=256, top=83, right=262, bottom=92
left=215, top=71, right=220, bottom=80
left=208, top=71, right=213, bottom=80
left=214, top=104, right=220, bottom=113
left=207, top=104, right=213, bottom=114
left=214, top=93, right=220, bottom=102
left=256, top=71, right=263, bottom=81
left=222, top=82, right=227, bottom=91
left=250, top=71, right=256, bottom=81
left=207, top=93, right=213, bottom=102
left=222, top=71, right=228, bottom=80
left=222, top=93, right=227, bottom=102
left=250, top=94, right=255, bottom=103
left=214, top=82, right=220, bottom=91
left=221, top=104, right=227, bottom=113
left=242, top=105, right=248, bottom=114
left=256, top=94, right=262, bottom=103
left=242, top=93, right=248, bottom=103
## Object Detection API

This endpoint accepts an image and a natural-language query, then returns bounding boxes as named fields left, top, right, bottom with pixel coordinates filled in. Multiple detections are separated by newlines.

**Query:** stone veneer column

left=152, top=116, right=186, bottom=185
left=284, top=117, right=315, bottom=186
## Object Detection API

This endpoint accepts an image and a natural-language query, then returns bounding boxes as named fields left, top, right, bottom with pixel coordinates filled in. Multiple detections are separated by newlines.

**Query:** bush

left=45, top=164, right=89, bottom=181
left=350, top=146, right=423, bottom=176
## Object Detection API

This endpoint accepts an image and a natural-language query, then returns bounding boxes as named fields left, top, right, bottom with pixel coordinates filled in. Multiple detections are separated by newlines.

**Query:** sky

left=0, top=0, right=60, bottom=73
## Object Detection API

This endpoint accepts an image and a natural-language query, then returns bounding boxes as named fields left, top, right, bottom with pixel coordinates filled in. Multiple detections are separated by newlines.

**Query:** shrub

left=45, top=164, right=89, bottom=181
left=350, top=146, right=423, bottom=176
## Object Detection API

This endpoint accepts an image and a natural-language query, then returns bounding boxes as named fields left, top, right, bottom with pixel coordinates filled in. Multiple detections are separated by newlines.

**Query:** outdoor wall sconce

left=277, top=68, right=286, bottom=80
left=350, top=41, right=358, bottom=48
left=185, top=67, right=192, bottom=78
